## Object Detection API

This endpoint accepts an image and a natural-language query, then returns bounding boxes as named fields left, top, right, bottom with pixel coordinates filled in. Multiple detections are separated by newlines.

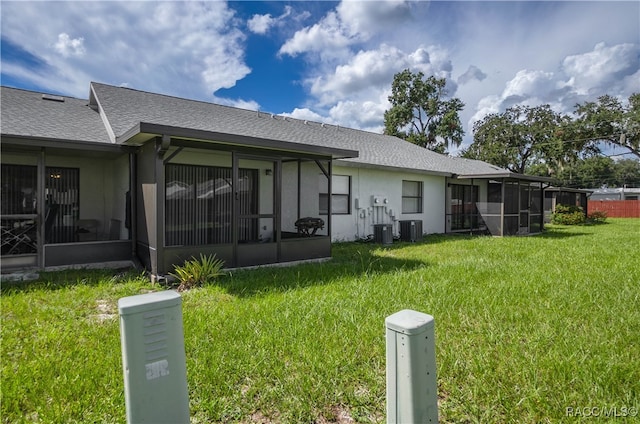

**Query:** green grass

left=2, top=219, right=639, bottom=423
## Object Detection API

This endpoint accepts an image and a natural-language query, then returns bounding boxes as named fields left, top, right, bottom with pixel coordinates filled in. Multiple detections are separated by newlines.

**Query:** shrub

left=552, top=204, right=586, bottom=225
left=587, top=210, right=608, bottom=224
left=169, top=254, right=225, bottom=291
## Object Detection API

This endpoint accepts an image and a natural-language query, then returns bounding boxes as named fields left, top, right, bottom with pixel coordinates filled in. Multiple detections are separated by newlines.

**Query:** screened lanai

left=446, top=173, right=553, bottom=236
left=1, top=143, right=132, bottom=271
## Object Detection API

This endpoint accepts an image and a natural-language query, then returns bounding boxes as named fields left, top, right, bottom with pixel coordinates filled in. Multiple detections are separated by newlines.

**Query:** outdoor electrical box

left=118, top=291, right=190, bottom=424
left=386, top=309, right=438, bottom=423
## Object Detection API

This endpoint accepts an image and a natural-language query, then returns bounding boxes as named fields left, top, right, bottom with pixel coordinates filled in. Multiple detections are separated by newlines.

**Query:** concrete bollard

left=118, top=290, right=190, bottom=423
left=386, top=309, right=438, bottom=423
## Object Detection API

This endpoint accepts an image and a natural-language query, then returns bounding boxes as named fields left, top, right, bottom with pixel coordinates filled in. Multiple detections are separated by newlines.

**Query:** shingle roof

left=1, top=83, right=515, bottom=178
left=90, top=82, right=508, bottom=177
left=1, top=86, right=111, bottom=144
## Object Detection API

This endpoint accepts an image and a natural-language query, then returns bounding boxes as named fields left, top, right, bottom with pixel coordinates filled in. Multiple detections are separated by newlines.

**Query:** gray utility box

left=386, top=309, right=438, bottom=423
left=374, top=223, right=393, bottom=244
left=118, top=291, right=190, bottom=424
left=399, top=220, right=423, bottom=242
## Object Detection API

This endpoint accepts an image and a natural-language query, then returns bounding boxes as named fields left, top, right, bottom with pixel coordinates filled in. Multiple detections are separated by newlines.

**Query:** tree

left=462, top=104, right=575, bottom=174
left=531, top=157, right=640, bottom=188
left=573, top=93, right=640, bottom=159
left=384, top=69, right=464, bottom=154
left=613, top=158, right=640, bottom=187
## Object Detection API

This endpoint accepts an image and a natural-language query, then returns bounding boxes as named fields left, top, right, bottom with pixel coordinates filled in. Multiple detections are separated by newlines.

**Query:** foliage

left=168, top=253, right=225, bottom=291
left=573, top=93, right=640, bottom=159
left=464, top=92, right=639, bottom=181
left=587, top=210, right=608, bottom=224
left=528, top=156, right=640, bottom=188
left=384, top=69, right=464, bottom=154
left=552, top=204, right=586, bottom=225
left=462, top=104, right=576, bottom=174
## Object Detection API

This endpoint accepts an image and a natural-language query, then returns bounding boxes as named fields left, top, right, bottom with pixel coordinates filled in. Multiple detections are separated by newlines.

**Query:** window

left=319, top=174, right=351, bottom=215
left=450, top=184, right=479, bottom=230
left=402, top=180, right=423, bottom=213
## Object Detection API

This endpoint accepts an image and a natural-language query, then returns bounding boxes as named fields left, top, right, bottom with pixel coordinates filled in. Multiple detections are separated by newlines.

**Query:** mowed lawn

left=2, top=219, right=639, bottom=423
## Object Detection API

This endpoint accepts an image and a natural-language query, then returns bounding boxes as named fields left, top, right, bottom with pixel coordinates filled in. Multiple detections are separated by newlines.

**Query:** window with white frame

left=402, top=180, right=423, bottom=213
left=319, top=174, right=351, bottom=215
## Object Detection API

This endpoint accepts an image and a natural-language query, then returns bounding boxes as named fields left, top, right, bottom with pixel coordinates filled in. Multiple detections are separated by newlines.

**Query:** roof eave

left=455, top=172, right=556, bottom=183
left=117, top=122, right=359, bottom=159
left=0, top=134, right=126, bottom=153
left=335, top=159, right=453, bottom=177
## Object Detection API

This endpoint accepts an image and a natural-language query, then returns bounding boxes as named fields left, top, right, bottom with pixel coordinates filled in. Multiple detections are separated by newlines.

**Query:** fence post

left=386, top=309, right=438, bottom=423
left=118, top=290, right=190, bottom=423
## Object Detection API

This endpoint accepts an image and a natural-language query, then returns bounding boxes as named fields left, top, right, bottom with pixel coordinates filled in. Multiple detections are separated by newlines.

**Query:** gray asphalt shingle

left=90, top=82, right=507, bottom=176
left=2, top=83, right=509, bottom=177
left=1, top=86, right=111, bottom=144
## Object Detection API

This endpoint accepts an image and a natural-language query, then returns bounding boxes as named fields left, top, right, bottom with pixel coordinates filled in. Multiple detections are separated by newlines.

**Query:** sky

left=1, top=0, right=639, bottom=155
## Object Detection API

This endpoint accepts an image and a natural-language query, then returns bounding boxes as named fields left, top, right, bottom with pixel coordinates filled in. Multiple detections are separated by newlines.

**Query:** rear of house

left=1, top=83, right=552, bottom=280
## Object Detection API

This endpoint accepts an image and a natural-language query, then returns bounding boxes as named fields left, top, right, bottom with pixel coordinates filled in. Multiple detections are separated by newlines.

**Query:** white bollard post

left=118, top=290, right=190, bottom=423
left=386, top=309, right=438, bottom=423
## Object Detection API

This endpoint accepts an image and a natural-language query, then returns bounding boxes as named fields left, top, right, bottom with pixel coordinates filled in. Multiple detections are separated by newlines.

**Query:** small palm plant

left=169, top=253, right=225, bottom=291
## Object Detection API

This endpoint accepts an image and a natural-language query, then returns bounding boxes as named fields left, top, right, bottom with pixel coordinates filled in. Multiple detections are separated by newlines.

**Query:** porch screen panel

left=46, top=167, right=79, bottom=243
left=1, top=165, right=37, bottom=215
left=450, top=184, right=479, bottom=231
left=166, top=164, right=245, bottom=246
left=1, top=165, right=37, bottom=255
left=503, top=181, right=519, bottom=235
left=529, top=183, right=542, bottom=233
left=237, top=169, right=259, bottom=242
left=212, top=167, right=232, bottom=244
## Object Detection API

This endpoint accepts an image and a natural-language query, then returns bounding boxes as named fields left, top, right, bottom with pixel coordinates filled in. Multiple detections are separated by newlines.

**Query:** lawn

left=2, top=219, right=639, bottom=423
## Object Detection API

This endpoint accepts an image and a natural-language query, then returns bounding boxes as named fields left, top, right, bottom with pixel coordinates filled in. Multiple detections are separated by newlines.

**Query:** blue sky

left=1, top=1, right=639, bottom=154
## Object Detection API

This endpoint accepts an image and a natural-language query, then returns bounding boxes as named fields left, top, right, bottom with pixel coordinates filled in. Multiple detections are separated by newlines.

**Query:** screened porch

left=134, top=137, right=352, bottom=277
left=1, top=147, right=132, bottom=271
left=446, top=176, right=548, bottom=236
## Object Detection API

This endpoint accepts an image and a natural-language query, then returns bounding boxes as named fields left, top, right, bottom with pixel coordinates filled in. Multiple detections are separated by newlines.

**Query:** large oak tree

left=384, top=69, right=464, bottom=154
left=462, top=104, right=576, bottom=175
left=574, top=93, right=640, bottom=159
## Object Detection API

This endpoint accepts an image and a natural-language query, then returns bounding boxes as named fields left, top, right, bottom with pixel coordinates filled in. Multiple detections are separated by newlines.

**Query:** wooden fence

left=588, top=200, right=640, bottom=218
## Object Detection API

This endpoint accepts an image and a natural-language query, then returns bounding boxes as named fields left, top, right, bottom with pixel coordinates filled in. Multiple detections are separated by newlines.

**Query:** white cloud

left=468, top=42, right=639, bottom=131
left=248, top=6, right=293, bottom=34
left=212, top=95, right=260, bottom=112
left=1, top=1, right=250, bottom=100
left=457, top=65, right=487, bottom=85
left=282, top=108, right=334, bottom=124
left=278, top=11, right=358, bottom=60
left=53, top=33, right=85, bottom=57
left=562, top=42, right=639, bottom=96
left=307, top=44, right=453, bottom=106
left=279, top=0, right=414, bottom=60
left=329, top=99, right=388, bottom=133
left=335, top=0, right=413, bottom=37
left=248, top=14, right=276, bottom=35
